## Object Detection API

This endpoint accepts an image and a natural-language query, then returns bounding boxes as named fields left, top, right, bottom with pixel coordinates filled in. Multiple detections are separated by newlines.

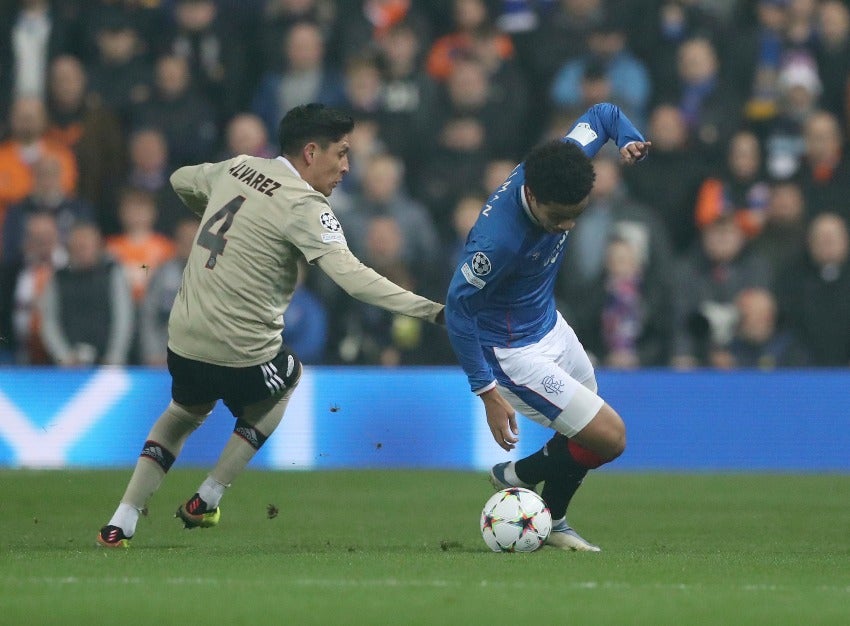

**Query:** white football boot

left=546, top=518, right=601, bottom=552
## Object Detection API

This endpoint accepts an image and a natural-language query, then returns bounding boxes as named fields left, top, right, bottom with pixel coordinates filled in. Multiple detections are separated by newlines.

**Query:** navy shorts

left=166, top=347, right=302, bottom=418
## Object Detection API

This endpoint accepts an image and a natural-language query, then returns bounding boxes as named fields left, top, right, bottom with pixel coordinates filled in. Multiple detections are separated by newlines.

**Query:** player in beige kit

left=98, top=104, right=444, bottom=547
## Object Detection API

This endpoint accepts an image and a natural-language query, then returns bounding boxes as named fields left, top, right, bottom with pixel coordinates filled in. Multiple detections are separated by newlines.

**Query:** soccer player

left=97, top=104, right=445, bottom=547
left=445, top=103, right=650, bottom=551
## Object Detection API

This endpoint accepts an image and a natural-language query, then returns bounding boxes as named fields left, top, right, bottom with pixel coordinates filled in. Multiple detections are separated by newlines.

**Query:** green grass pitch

left=1, top=469, right=849, bottom=625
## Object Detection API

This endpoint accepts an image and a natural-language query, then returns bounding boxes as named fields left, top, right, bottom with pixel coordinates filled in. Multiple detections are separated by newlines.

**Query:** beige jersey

left=168, top=155, right=443, bottom=366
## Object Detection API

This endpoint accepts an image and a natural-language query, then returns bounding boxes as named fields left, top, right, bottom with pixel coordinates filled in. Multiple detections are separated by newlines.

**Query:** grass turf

left=1, top=470, right=848, bottom=625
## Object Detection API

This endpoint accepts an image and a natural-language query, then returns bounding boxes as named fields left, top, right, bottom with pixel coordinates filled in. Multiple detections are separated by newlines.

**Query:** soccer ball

left=480, top=487, right=552, bottom=552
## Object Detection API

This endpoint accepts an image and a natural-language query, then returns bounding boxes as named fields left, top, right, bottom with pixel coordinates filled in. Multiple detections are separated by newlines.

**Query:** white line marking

left=4, top=577, right=849, bottom=593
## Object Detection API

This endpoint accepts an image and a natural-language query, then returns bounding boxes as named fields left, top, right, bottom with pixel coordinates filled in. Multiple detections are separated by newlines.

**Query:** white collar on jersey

left=519, top=184, right=541, bottom=227
left=275, top=155, right=317, bottom=192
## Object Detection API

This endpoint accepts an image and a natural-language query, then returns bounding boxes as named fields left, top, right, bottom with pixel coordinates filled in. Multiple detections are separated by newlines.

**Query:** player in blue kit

left=445, top=103, right=650, bottom=551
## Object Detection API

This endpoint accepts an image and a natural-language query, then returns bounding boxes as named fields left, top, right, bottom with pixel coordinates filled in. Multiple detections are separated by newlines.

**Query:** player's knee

left=169, top=400, right=211, bottom=429
left=602, top=408, right=626, bottom=461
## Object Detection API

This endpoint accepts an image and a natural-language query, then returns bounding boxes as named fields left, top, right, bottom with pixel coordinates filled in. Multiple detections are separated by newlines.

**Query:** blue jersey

left=445, top=103, right=646, bottom=393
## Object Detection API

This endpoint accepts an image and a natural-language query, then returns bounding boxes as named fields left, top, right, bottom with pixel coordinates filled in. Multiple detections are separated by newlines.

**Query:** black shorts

left=166, top=347, right=302, bottom=418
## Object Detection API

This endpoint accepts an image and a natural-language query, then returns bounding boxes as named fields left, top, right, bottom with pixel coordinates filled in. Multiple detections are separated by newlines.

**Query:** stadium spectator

left=123, top=127, right=186, bottom=237
left=375, top=19, right=440, bottom=164
left=672, top=36, right=742, bottom=165
left=106, top=187, right=176, bottom=304
left=717, top=286, right=809, bottom=369
left=425, top=0, right=514, bottom=82
left=415, top=55, right=515, bottom=215
left=251, top=20, right=345, bottom=139
left=725, top=0, right=791, bottom=120
left=138, top=217, right=198, bottom=366
left=85, top=13, right=153, bottom=120
left=629, top=0, right=721, bottom=105
left=96, top=103, right=445, bottom=547
left=695, top=129, right=771, bottom=239
left=259, top=0, right=338, bottom=72
left=336, top=215, right=452, bottom=366
left=814, top=0, right=850, bottom=123
left=526, top=0, right=607, bottom=88
left=1, top=154, right=93, bottom=266
left=785, top=0, right=819, bottom=57
left=74, top=0, right=164, bottom=64
left=622, top=103, right=707, bottom=253
left=130, top=54, right=218, bottom=168
left=7, top=213, right=67, bottom=365
left=0, top=96, right=78, bottom=231
left=437, top=54, right=522, bottom=158
left=572, top=235, right=671, bottom=368
left=2, top=0, right=75, bottom=100
left=558, top=155, right=673, bottom=326
left=341, top=53, right=385, bottom=116
left=39, top=220, right=134, bottom=366
left=331, top=0, right=430, bottom=65
left=550, top=16, right=651, bottom=130
left=220, top=113, right=274, bottom=159
left=777, top=212, right=850, bottom=365
left=757, top=53, right=822, bottom=180
left=470, top=23, right=530, bottom=144
left=45, top=55, right=126, bottom=218
left=671, top=213, right=773, bottom=368
left=750, top=181, right=808, bottom=274
left=340, top=152, right=441, bottom=288
left=795, top=110, right=850, bottom=224
left=158, top=0, right=248, bottom=121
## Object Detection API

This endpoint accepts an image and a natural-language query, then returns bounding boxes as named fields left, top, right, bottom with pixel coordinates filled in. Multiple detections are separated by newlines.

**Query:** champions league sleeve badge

left=471, top=251, right=492, bottom=276
left=319, top=212, right=341, bottom=232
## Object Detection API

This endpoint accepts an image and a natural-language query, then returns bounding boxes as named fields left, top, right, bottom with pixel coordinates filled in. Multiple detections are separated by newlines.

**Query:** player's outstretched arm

left=316, top=248, right=444, bottom=323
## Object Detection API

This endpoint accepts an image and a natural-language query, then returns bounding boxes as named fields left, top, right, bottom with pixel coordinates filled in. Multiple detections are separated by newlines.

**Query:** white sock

left=505, top=462, right=522, bottom=486
left=198, top=476, right=227, bottom=509
left=109, top=502, right=141, bottom=536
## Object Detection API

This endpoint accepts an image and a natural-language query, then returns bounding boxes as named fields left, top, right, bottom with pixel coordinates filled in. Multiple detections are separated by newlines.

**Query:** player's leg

left=97, top=400, right=214, bottom=547
left=487, top=315, right=623, bottom=550
left=98, top=349, right=219, bottom=547
left=176, top=350, right=302, bottom=528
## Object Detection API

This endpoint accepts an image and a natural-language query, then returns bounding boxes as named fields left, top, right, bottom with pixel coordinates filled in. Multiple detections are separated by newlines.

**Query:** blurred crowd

left=1, top=0, right=849, bottom=370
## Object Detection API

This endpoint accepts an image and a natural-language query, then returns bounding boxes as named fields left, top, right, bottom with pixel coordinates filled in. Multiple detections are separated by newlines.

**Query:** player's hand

left=480, top=388, right=519, bottom=451
left=620, top=141, right=651, bottom=165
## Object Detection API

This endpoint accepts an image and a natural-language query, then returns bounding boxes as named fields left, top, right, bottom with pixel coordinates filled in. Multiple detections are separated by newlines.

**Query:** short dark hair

left=524, top=140, right=596, bottom=205
left=278, top=103, right=354, bottom=156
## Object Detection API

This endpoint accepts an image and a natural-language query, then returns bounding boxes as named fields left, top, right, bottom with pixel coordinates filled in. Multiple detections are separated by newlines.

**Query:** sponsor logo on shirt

left=321, top=233, right=345, bottom=243
left=461, top=263, right=486, bottom=289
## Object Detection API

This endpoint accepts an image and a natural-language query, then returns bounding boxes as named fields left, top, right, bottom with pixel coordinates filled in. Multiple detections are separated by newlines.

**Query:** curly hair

left=524, top=140, right=596, bottom=206
left=278, top=103, right=354, bottom=156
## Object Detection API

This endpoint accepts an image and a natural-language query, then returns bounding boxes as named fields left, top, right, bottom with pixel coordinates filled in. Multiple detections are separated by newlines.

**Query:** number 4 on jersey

left=198, top=196, right=245, bottom=269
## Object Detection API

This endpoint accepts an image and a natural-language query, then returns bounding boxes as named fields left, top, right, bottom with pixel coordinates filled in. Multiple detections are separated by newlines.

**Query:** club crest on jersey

left=471, top=252, right=491, bottom=276
left=320, top=212, right=341, bottom=232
